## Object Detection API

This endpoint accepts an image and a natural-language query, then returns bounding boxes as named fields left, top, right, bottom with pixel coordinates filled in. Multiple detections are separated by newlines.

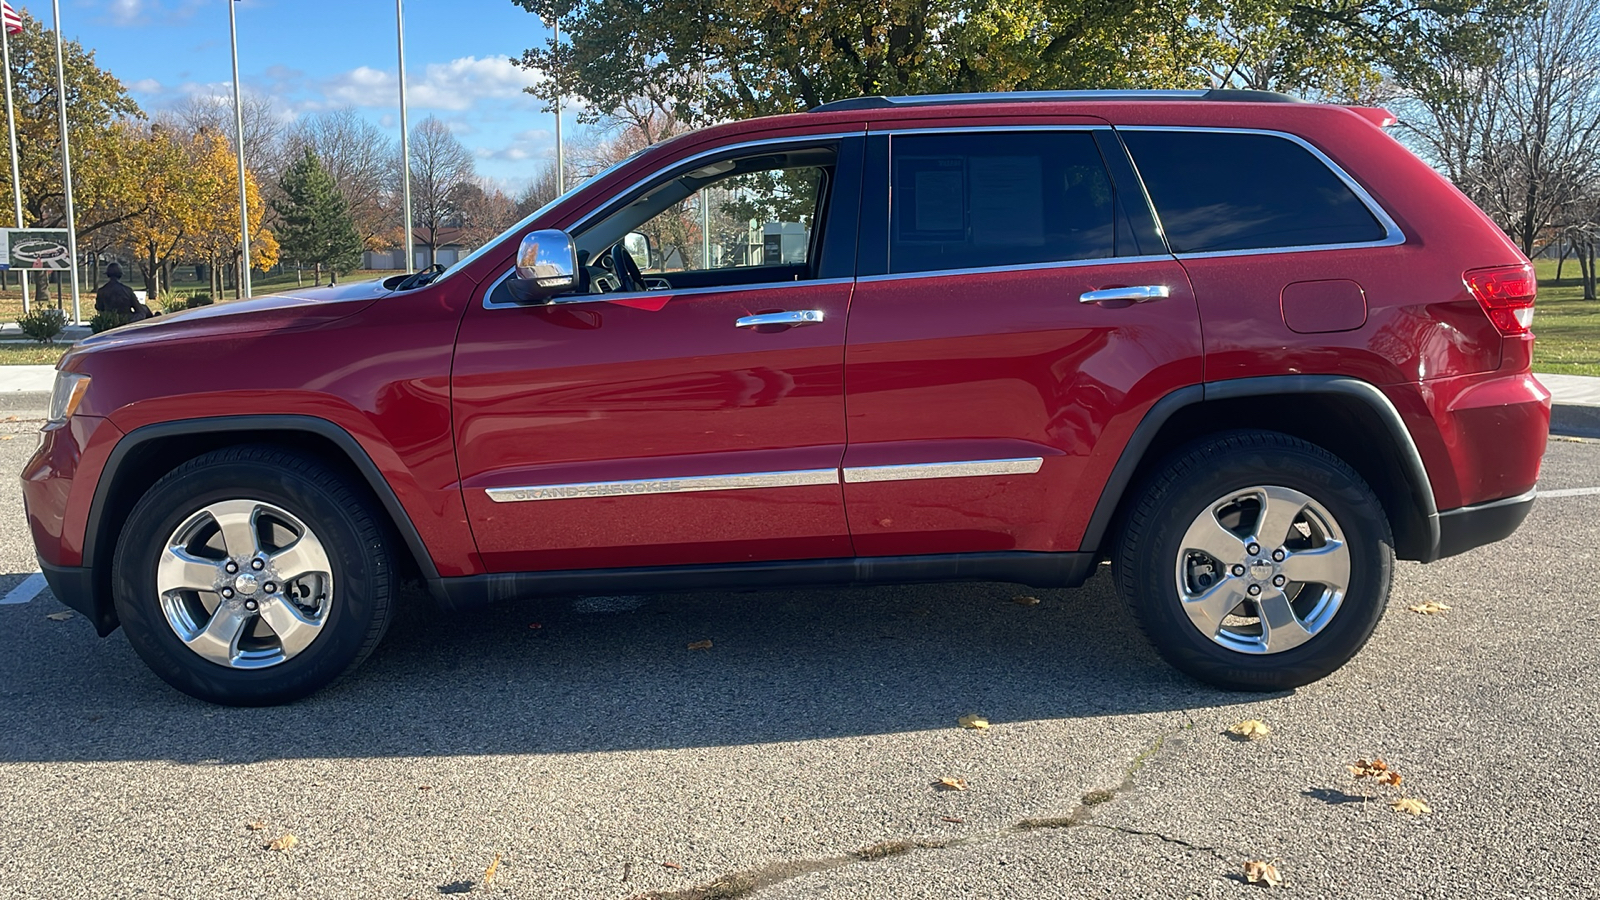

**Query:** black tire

left=112, top=446, right=394, bottom=705
left=1114, top=431, right=1393, bottom=691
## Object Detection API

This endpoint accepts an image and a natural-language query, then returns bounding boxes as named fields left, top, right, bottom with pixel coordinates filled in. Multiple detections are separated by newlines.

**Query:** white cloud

left=319, top=56, right=545, bottom=113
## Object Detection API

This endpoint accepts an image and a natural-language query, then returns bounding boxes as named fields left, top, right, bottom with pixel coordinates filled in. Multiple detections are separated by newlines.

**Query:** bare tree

left=162, top=94, right=287, bottom=187
left=286, top=109, right=400, bottom=250
left=1397, top=0, right=1600, bottom=259
left=408, top=116, right=476, bottom=267
left=451, top=180, right=520, bottom=250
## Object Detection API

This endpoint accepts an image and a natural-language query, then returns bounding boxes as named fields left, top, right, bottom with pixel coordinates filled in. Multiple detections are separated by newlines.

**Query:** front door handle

left=1079, top=285, right=1170, bottom=304
left=736, top=310, right=825, bottom=329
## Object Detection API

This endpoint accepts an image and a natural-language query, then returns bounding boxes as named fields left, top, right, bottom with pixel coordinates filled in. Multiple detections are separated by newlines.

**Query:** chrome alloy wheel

left=157, top=499, right=334, bottom=669
left=1174, top=485, right=1350, bottom=655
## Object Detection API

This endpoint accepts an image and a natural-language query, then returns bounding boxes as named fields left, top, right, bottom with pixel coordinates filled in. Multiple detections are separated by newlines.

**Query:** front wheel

left=112, top=446, right=394, bottom=705
left=1115, top=431, right=1394, bottom=690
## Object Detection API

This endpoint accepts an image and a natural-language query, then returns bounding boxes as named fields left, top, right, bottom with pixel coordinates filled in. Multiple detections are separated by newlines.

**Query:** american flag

left=1, top=2, right=20, bottom=37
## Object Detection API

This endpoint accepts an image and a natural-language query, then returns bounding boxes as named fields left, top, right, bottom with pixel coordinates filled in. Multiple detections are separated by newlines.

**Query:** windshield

left=423, top=149, right=652, bottom=289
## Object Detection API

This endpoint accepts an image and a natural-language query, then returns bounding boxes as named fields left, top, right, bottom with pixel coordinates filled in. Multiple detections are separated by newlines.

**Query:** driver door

left=451, top=135, right=863, bottom=573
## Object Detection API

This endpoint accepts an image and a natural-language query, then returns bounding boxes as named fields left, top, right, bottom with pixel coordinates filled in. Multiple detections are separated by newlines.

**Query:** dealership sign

left=0, top=229, right=73, bottom=270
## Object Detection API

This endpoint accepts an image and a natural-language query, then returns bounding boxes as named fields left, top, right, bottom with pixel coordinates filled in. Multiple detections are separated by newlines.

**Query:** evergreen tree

left=273, top=148, right=365, bottom=281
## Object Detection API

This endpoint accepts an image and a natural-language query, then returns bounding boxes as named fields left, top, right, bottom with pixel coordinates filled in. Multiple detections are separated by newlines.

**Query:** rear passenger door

left=841, top=125, right=1203, bottom=557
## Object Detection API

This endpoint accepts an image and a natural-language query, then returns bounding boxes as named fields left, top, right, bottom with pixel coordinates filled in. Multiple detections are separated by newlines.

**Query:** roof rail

left=809, top=89, right=1305, bottom=113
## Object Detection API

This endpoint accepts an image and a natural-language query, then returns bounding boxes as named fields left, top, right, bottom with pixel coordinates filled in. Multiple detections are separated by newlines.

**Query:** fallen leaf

left=1377, top=771, right=1403, bottom=787
left=1012, top=595, right=1041, bottom=606
left=940, top=816, right=964, bottom=823
left=1391, top=797, right=1432, bottom=816
left=686, top=639, right=713, bottom=651
left=957, top=714, right=990, bottom=730
left=244, top=820, right=266, bottom=832
left=484, top=852, right=503, bottom=885
left=5, top=415, right=17, bottom=421
left=1228, top=720, right=1272, bottom=740
left=45, top=611, right=74, bottom=621
left=1408, top=601, right=1452, bottom=615
left=0, top=435, right=13, bottom=441
left=265, top=833, right=298, bottom=852
left=1243, top=860, right=1282, bottom=888
left=934, top=776, right=968, bottom=791
left=1348, top=758, right=1393, bottom=780
left=661, top=861, right=682, bottom=870
left=417, top=785, right=433, bottom=791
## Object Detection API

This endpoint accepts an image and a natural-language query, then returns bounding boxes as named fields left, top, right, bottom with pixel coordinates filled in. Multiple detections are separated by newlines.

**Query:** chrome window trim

left=483, top=271, right=854, bottom=310
left=487, top=469, right=840, bottom=503
left=874, top=124, right=1109, bottom=136
left=1115, top=125, right=1407, bottom=259
left=855, top=254, right=1173, bottom=285
left=843, top=458, right=1044, bottom=484
left=482, top=132, right=860, bottom=310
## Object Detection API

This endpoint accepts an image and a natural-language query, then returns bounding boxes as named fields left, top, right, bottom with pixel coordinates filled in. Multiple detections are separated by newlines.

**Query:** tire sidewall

left=1122, top=435, right=1393, bottom=690
left=112, top=456, right=384, bottom=706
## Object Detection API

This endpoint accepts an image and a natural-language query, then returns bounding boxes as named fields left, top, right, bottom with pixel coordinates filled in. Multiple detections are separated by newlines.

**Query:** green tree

left=511, top=0, right=1215, bottom=125
left=272, top=148, right=364, bottom=283
left=0, top=9, right=145, bottom=236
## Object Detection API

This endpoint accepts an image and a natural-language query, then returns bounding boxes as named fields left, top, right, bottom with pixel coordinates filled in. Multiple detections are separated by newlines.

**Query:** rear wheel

left=112, top=446, right=394, bottom=705
left=1115, top=431, right=1393, bottom=690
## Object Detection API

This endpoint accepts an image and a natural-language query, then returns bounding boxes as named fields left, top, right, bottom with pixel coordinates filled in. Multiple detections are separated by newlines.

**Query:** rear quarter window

left=1120, top=130, right=1389, bottom=254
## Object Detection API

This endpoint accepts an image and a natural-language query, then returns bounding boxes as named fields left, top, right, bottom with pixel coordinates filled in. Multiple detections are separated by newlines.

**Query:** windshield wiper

left=394, top=264, right=445, bottom=292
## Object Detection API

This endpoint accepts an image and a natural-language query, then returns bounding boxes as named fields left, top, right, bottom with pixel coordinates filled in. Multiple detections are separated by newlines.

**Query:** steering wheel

left=609, top=242, right=644, bottom=293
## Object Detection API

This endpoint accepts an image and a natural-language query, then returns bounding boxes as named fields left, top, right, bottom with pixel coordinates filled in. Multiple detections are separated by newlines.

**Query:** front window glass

left=633, top=167, right=825, bottom=275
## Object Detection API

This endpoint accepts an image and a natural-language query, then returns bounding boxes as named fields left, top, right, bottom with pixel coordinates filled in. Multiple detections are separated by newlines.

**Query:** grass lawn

left=0, top=342, right=67, bottom=365
left=1531, top=259, right=1600, bottom=377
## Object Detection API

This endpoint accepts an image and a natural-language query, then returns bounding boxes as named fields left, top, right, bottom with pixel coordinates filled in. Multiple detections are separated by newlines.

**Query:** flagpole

left=396, top=0, right=413, bottom=274
left=228, top=0, right=251, bottom=298
left=552, top=16, right=563, bottom=195
left=1, top=12, right=28, bottom=313
left=50, top=0, right=78, bottom=323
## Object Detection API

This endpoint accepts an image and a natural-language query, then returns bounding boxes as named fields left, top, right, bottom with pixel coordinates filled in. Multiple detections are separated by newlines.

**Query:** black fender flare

left=79, top=415, right=444, bottom=634
left=1078, top=376, right=1441, bottom=561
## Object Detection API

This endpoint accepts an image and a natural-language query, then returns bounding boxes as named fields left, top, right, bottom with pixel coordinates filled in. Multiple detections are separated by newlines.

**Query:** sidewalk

left=0, top=363, right=1596, bottom=434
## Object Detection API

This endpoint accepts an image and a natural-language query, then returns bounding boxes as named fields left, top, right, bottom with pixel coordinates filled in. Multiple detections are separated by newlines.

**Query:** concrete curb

left=1538, top=373, right=1600, bottom=438
left=1, top=363, right=1595, bottom=437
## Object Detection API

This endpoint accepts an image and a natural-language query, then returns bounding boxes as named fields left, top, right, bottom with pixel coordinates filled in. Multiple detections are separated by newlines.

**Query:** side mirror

left=623, top=232, right=653, bottom=269
left=510, top=229, right=578, bottom=303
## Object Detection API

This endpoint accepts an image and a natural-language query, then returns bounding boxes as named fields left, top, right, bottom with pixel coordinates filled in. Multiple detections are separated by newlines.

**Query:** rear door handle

left=736, top=310, right=825, bottom=329
left=1079, top=285, right=1170, bottom=304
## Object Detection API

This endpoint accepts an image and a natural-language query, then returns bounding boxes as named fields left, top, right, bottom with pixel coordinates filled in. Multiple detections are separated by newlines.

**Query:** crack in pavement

left=624, top=716, right=1236, bottom=900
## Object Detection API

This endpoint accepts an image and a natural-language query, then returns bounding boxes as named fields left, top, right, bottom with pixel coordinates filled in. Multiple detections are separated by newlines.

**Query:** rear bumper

left=1434, top=488, right=1536, bottom=560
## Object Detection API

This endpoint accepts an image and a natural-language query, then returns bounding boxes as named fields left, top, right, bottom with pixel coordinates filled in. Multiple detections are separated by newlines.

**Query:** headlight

left=47, top=372, right=91, bottom=424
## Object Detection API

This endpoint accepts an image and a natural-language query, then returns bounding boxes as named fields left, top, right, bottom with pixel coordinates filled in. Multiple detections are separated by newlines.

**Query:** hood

left=73, top=279, right=393, bottom=351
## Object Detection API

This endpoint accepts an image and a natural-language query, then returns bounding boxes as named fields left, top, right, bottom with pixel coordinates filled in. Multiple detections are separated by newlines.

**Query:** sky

left=13, top=0, right=567, bottom=189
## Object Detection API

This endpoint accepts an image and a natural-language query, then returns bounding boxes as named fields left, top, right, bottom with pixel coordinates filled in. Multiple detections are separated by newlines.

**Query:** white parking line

left=0, top=572, right=47, bottom=606
left=1539, top=486, right=1600, bottom=498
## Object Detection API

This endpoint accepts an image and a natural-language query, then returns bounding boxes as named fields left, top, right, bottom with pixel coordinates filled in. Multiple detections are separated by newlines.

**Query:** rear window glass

left=889, top=131, right=1122, bottom=274
left=1121, top=130, right=1388, bottom=254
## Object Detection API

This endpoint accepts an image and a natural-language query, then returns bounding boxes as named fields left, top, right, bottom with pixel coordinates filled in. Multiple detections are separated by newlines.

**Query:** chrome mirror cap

left=514, top=230, right=578, bottom=298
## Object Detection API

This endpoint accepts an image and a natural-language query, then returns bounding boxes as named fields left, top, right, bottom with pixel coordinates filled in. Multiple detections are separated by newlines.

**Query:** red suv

left=24, top=90, right=1549, bottom=705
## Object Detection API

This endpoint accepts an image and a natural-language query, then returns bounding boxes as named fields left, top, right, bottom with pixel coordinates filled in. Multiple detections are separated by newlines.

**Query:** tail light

left=1464, top=264, right=1536, bottom=336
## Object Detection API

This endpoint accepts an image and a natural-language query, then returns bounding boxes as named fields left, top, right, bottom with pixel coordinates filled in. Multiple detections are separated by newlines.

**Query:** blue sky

left=16, top=0, right=566, bottom=188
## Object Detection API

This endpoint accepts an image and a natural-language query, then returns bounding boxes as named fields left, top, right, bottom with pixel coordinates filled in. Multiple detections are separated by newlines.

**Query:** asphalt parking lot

left=0, top=392, right=1596, bottom=900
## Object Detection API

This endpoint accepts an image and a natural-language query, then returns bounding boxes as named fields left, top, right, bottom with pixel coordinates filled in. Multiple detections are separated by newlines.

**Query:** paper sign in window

left=970, top=156, right=1043, bottom=246
left=913, top=169, right=964, bottom=233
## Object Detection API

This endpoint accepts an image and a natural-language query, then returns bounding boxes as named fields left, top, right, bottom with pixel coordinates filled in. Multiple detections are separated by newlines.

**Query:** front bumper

left=1434, top=488, right=1536, bottom=560
left=38, top=559, right=117, bottom=636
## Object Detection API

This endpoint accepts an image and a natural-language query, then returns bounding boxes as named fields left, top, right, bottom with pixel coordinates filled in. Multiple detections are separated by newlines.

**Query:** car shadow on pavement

left=0, top=568, right=1251, bottom=763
